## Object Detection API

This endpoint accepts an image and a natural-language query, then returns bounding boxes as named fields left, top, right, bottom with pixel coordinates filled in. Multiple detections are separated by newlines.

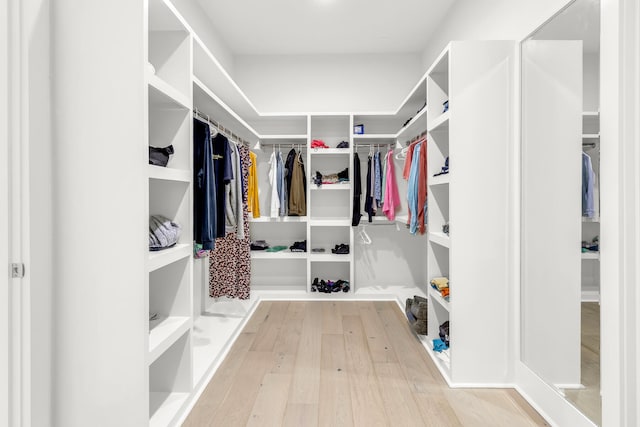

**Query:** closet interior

left=146, top=0, right=512, bottom=425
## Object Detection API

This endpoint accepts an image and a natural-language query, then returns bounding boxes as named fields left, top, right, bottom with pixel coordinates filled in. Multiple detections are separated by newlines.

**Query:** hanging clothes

left=374, top=150, right=382, bottom=209
left=380, top=151, right=388, bottom=206
left=352, top=152, right=362, bottom=226
left=417, top=139, right=428, bottom=234
left=277, top=151, right=287, bottom=216
left=402, top=141, right=418, bottom=180
left=289, top=150, right=307, bottom=216
left=224, top=141, right=245, bottom=240
left=268, top=151, right=280, bottom=218
left=247, top=151, right=260, bottom=218
left=364, top=155, right=375, bottom=222
left=408, top=142, right=422, bottom=234
left=212, top=132, right=232, bottom=237
left=582, top=151, right=595, bottom=218
left=193, top=118, right=216, bottom=250
left=382, top=150, right=401, bottom=221
left=210, top=144, right=251, bottom=300
left=285, top=148, right=296, bottom=199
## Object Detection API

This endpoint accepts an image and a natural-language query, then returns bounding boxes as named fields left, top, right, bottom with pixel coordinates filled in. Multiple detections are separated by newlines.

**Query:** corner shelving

left=148, top=316, right=191, bottom=364
left=148, top=165, right=190, bottom=182
left=429, top=232, right=450, bottom=248
left=428, top=286, right=451, bottom=311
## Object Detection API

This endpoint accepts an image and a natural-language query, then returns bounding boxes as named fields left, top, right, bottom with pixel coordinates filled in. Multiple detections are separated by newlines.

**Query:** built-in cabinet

left=425, top=42, right=515, bottom=386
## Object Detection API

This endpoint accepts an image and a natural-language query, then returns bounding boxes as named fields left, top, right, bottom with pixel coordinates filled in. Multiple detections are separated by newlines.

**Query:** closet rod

left=193, top=109, right=250, bottom=147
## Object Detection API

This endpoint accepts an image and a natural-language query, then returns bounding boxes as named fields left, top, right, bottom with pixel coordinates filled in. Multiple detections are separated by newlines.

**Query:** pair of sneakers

left=289, top=240, right=306, bottom=252
left=311, top=278, right=350, bottom=293
left=331, top=243, right=349, bottom=254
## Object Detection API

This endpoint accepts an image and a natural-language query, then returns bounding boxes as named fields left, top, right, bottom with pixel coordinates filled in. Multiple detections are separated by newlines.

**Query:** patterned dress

left=209, top=144, right=251, bottom=299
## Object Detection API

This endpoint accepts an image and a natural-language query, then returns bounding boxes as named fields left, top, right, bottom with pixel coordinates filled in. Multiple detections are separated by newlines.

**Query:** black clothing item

left=212, top=133, right=229, bottom=237
left=352, top=153, right=362, bottom=226
left=149, top=144, right=174, bottom=167
left=364, top=155, right=374, bottom=222
left=193, top=119, right=216, bottom=250
left=285, top=148, right=296, bottom=197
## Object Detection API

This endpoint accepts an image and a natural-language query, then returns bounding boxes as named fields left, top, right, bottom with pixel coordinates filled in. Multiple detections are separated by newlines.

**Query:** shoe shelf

left=428, top=286, right=451, bottom=312
left=148, top=315, right=191, bottom=364
left=148, top=165, right=191, bottom=183
left=147, top=244, right=191, bottom=272
left=428, top=232, right=450, bottom=249
left=251, top=251, right=308, bottom=260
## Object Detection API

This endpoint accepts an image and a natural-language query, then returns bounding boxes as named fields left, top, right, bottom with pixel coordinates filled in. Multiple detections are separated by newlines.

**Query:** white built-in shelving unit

left=145, top=0, right=194, bottom=425
left=425, top=42, right=515, bottom=386
left=581, top=111, right=600, bottom=301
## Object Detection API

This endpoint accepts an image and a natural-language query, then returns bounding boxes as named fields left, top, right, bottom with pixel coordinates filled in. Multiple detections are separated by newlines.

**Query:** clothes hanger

left=358, top=226, right=372, bottom=245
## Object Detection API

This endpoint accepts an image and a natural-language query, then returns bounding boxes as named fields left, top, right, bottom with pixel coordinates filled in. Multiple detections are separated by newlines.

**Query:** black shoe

left=311, top=277, right=319, bottom=292
left=332, top=244, right=349, bottom=255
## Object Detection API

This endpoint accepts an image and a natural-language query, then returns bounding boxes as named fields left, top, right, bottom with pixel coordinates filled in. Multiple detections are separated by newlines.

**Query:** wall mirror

left=520, top=0, right=601, bottom=424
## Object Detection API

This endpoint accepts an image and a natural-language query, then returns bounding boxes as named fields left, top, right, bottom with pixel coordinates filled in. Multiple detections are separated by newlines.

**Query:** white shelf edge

left=149, top=392, right=190, bottom=427
left=310, top=184, right=351, bottom=191
left=309, top=218, right=351, bottom=226
left=309, top=254, right=351, bottom=262
left=428, top=286, right=451, bottom=312
left=429, top=232, right=450, bottom=248
left=582, top=111, right=599, bottom=117
left=308, top=148, right=351, bottom=155
left=581, top=252, right=600, bottom=260
left=147, top=244, right=191, bottom=272
left=148, top=73, right=191, bottom=110
left=582, top=133, right=600, bottom=139
left=396, top=106, right=428, bottom=139
left=148, top=316, right=191, bottom=365
left=259, top=134, right=308, bottom=140
left=582, top=216, right=600, bottom=222
left=249, top=216, right=308, bottom=223
left=251, top=252, right=307, bottom=260
left=427, top=111, right=450, bottom=132
left=429, top=174, right=450, bottom=186
left=148, top=165, right=190, bottom=182
left=352, top=134, right=397, bottom=140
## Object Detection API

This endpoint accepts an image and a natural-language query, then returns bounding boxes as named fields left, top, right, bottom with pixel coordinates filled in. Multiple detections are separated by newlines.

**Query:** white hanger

left=358, top=226, right=372, bottom=245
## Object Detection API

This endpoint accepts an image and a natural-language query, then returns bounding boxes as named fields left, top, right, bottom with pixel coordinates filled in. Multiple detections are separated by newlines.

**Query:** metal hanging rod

left=193, top=109, right=250, bottom=147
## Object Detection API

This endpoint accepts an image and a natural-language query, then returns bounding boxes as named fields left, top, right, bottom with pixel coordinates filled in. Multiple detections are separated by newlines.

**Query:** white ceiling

left=196, top=0, right=456, bottom=55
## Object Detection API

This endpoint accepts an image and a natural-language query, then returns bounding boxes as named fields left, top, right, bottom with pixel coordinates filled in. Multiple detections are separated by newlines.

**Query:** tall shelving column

left=307, top=115, right=354, bottom=294
left=426, top=41, right=515, bottom=386
left=581, top=111, right=600, bottom=301
left=146, top=0, right=193, bottom=425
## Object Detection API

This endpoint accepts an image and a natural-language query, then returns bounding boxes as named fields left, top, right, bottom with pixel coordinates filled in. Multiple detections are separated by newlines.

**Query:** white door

left=521, top=40, right=583, bottom=388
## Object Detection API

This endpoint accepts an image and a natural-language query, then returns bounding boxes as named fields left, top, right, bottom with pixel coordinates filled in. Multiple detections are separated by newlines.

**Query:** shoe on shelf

left=311, top=139, right=329, bottom=149
left=311, top=277, right=319, bottom=292
left=337, top=141, right=349, bottom=148
left=331, top=244, right=350, bottom=255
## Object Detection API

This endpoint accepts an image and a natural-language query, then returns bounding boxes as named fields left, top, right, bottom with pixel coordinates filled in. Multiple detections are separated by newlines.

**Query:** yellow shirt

left=248, top=151, right=260, bottom=218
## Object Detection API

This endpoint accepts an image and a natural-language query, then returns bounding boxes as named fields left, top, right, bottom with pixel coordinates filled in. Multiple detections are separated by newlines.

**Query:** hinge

left=10, top=263, right=24, bottom=278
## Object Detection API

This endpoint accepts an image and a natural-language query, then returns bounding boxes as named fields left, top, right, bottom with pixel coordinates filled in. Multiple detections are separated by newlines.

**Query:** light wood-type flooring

left=183, top=301, right=549, bottom=426
left=565, top=302, right=601, bottom=425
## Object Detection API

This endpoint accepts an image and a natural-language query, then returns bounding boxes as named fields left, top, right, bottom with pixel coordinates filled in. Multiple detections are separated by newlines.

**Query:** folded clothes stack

left=311, top=139, right=329, bottom=149
left=430, top=276, right=450, bottom=301
left=313, top=168, right=349, bottom=186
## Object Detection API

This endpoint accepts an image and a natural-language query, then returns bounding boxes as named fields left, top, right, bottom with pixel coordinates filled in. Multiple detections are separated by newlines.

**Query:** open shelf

left=352, top=134, right=397, bottom=145
left=148, top=244, right=191, bottom=272
left=581, top=252, right=600, bottom=260
left=429, top=286, right=451, bottom=312
left=310, top=184, right=351, bottom=191
left=397, top=106, right=428, bottom=140
left=309, top=218, right=351, bottom=226
left=249, top=216, right=307, bottom=223
left=429, top=232, right=450, bottom=248
left=148, top=165, right=190, bottom=182
left=147, top=73, right=190, bottom=110
left=149, top=392, right=190, bottom=427
left=429, top=173, right=450, bottom=187
left=309, top=253, right=351, bottom=262
left=309, top=148, right=350, bottom=155
left=428, top=111, right=450, bottom=133
left=148, top=316, right=191, bottom=364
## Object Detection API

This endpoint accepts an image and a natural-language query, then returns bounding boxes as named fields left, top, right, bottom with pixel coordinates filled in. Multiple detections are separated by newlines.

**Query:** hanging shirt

left=193, top=118, right=216, bottom=250
left=417, top=139, right=428, bottom=234
left=277, top=151, right=287, bottom=216
left=268, top=151, right=280, bottom=218
left=212, top=132, right=231, bottom=237
left=408, top=142, right=422, bottom=234
left=402, top=141, right=419, bottom=180
left=380, top=151, right=388, bottom=205
left=248, top=151, right=260, bottom=218
left=374, top=151, right=382, bottom=208
left=382, top=150, right=401, bottom=221
left=582, top=152, right=595, bottom=218
left=224, top=142, right=245, bottom=240
left=352, top=152, right=363, bottom=226
left=289, top=151, right=307, bottom=216
left=364, top=155, right=374, bottom=222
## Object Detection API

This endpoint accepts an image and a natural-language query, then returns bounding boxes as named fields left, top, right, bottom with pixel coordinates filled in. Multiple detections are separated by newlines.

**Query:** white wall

left=52, top=1, right=148, bottom=425
left=23, top=0, right=53, bottom=424
left=234, top=53, right=424, bottom=113
left=421, top=0, right=573, bottom=68
left=584, top=52, right=600, bottom=111
left=171, top=0, right=235, bottom=75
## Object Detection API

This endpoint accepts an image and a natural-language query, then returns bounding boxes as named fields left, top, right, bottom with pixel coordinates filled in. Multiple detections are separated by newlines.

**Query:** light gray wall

left=234, top=53, right=424, bottom=113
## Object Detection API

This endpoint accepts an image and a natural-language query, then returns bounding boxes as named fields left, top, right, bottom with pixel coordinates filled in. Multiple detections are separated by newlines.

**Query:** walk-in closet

left=4, top=0, right=639, bottom=426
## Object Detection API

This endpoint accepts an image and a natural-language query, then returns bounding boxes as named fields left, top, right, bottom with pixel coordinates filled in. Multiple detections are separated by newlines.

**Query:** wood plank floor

left=183, top=301, right=549, bottom=427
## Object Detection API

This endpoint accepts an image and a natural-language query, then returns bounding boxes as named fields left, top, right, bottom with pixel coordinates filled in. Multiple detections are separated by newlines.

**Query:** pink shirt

left=383, top=151, right=401, bottom=221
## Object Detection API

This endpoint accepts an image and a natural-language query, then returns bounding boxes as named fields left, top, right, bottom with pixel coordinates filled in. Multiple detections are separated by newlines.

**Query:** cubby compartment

left=149, top=179, right=191, bottom=246
left=148, top=0, right=191, bottom=99
left=148, top=92, right=191, bottom=171
left=429, top=185, right=450, bottom=237
left=309, top=262, right=351, bottom=292
left=427, top=50, right=450, bottom=123
left=309, top=225, right=350, bottom=255
left=309, top=190, right=350, bottom=220
left=149, top=332, right=192, bottom=427
left=250, top=259, right=307, bottom=289
left=310, top=115, right=350, bottom=147
left=249, top=221, right=307, bottom=254
left=428, top=241, right=450, bottom=279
